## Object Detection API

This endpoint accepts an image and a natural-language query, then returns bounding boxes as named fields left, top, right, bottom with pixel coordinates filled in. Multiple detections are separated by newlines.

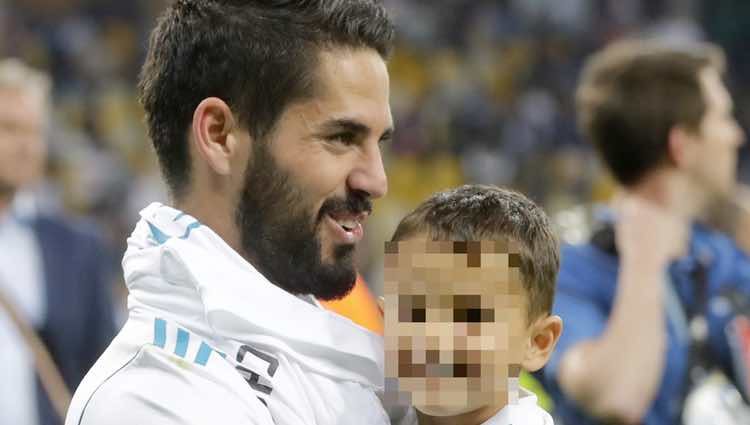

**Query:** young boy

left=383, top=184, right=563, bottom=425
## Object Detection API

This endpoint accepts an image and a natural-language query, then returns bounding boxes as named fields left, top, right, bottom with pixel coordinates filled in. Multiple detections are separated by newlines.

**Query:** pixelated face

left=0, top=88, right=46, bottom=193
left=384, top=239, right=528, bottom=414
left=236, top=47, right=392, bottom=301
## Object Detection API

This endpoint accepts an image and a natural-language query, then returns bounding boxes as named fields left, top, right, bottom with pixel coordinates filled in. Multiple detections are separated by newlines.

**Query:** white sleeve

left=77, top=346, right=275, bottom=425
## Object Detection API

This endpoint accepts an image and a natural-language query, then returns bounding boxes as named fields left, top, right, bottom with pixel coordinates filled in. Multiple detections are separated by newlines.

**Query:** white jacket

left=66, top=203, right=390, bottom=425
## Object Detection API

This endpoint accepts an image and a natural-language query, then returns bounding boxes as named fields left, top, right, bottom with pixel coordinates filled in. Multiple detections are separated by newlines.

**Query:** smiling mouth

left=328, top=211, right=366, bottom=231
left=315, top=194, right=373, bottom=244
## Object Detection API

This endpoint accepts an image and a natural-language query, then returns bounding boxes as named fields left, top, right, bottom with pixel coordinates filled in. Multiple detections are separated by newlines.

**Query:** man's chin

left=313, top=265, right=357, bottom=301
left=320, top=230, right=358, bottom=253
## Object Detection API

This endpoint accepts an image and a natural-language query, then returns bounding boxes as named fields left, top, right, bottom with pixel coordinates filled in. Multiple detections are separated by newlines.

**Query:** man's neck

left=626, top=170, right=701, bottom=220
left=173, top=193, right=244, bottom=256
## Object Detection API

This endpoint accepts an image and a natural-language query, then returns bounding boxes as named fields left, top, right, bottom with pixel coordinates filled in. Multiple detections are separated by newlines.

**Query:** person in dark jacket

left=0, top=58, right=115, bottom=425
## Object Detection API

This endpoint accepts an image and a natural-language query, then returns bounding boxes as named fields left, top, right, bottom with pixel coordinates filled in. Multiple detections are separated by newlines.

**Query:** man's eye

left=328, top=132, right=356, bottom=145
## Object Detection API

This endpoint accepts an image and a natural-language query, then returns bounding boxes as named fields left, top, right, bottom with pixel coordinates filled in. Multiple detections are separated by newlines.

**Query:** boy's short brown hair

left=389, top=184, right=559, bottom=323
left=576, top=40, right=726, bottom=186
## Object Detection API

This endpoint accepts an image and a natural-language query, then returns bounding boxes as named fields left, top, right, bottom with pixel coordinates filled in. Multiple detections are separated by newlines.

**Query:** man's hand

left=615, top=195, right=689, bottom=270
left=560, top=195, right=687, bottom=423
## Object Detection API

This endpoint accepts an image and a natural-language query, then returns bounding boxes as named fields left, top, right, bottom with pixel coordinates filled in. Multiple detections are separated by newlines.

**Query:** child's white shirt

left=483, top=388, right=554, bottom=425
left=397, top=387, right=554, bottom=425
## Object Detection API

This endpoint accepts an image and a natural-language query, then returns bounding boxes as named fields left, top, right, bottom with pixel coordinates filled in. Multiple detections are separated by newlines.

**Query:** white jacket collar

left=123, top=203, right=384, bottom=389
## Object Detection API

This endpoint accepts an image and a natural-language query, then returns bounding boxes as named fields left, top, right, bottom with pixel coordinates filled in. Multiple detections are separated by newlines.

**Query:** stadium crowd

left=1, top=0, right=749, bottom=300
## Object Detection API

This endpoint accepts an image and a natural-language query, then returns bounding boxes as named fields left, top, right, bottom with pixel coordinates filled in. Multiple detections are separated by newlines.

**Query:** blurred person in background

left=66, top=1, right=396, bottom=424
left=0, top=58, right=115, bottom=425
left=538, top=40, right=750, bottom=425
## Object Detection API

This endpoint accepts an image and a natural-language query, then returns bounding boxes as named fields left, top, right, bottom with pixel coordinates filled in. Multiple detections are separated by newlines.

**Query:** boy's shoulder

left=484, top=388, right=553, bottom=425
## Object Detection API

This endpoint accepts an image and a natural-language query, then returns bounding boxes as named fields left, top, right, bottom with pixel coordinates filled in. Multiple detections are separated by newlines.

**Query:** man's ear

left=522, top=314, right=563, bottom=372
left=191, top=97, right=238, bottom=176
left=668, top=125, right=698, bottom=170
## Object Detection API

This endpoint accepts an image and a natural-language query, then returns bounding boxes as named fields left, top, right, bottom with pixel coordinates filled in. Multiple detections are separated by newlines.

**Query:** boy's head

left=384, top=184, right=562, bottom=416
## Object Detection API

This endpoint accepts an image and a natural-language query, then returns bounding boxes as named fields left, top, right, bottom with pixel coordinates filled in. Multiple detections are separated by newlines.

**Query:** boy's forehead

left=384, top=239, right=522, bottom=269
left=384, top=239, right=524, bottom=296
left=384, top=239, right=522, bottom=270
left=385, top=239, right=519, bottom=255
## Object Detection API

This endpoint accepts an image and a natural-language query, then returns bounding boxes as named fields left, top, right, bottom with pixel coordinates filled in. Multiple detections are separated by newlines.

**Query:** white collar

left=482, top=388, right=552, bottom=425
left=123, top=203, right=385, bottom=388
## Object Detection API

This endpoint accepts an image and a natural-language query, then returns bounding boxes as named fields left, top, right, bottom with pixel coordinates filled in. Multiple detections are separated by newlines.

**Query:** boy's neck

left=415, top=378, right=520, bottom=425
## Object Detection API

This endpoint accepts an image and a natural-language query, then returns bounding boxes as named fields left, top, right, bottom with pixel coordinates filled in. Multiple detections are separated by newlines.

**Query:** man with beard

left=65, top=1, right=395, bottom=424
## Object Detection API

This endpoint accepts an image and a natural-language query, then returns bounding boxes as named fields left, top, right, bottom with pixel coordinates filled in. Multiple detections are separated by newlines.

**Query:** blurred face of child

left=384, top=239, right=529, bottom=416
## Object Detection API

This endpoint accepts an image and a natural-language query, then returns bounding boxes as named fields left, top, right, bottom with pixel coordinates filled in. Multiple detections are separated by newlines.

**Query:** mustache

left=317, top=192, right=372, bottom=221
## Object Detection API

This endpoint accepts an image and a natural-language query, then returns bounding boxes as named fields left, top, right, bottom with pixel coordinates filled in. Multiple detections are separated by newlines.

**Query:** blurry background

left=2, top=0, right=750, bottom=306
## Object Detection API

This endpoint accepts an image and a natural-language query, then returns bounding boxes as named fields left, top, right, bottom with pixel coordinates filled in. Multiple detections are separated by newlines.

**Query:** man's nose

left=347, top=142, right=388, bottom=199
left=730, top=117, right=746, bottom=147
left=736, top=126, right=747, bottom=148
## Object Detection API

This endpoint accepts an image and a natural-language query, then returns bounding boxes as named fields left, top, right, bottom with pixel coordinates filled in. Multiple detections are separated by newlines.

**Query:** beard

left=235, top=141, right=371, bottom=301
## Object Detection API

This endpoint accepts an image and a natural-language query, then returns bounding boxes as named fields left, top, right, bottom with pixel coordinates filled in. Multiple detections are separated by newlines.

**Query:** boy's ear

left=521, top=314, right=563, bottom=372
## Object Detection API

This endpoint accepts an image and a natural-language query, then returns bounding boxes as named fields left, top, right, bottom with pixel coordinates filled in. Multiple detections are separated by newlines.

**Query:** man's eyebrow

left=319, top=119, right=370, bottom=135
left=319, top=118, right=394, bottom=139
